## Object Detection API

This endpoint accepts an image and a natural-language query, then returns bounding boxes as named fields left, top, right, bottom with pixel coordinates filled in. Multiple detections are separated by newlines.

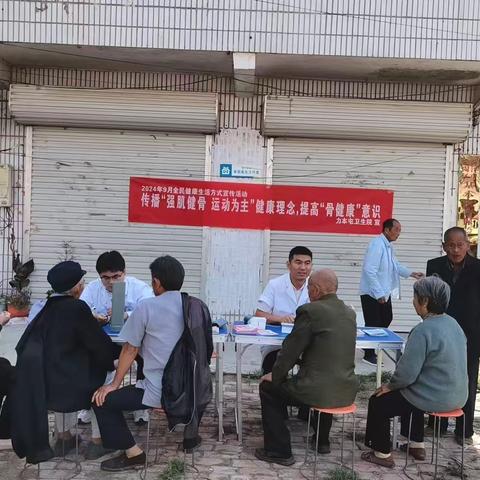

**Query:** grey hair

left=413, top=276, right=450, bottom=314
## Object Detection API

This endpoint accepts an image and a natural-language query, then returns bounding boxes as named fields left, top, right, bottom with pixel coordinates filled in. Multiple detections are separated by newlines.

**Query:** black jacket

left=161, top=293, right=213, bottom=434
left=1, top=295, right=115, bottom=463
left=427, top=254, right=480, bottom=356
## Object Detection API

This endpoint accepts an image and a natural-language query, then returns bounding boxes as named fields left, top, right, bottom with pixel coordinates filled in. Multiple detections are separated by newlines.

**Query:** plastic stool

left=304, top=404, right=357, bottom=480
left=430, top=409, right=464, bottom=479
left=141, top=408, right=196, bottom=480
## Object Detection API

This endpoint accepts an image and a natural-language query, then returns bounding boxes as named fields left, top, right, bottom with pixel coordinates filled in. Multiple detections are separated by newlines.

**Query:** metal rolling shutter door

left=269, top=138, right=446, bottom=332
left=29, top=127, right=205, bottom=300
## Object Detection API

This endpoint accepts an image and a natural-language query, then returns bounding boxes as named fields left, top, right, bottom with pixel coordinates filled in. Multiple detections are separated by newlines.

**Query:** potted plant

left=5, top=255, right=34, bottom=318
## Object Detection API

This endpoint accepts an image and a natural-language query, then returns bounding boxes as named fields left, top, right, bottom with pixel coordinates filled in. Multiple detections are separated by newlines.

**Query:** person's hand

left=377, top=297, right=386, bottom=304
left=94, top=313, right=109, bottom=325
left=0, top=311, right=11, bottom=327
left=374, top=384, right=391, bottom=397
left=280, top=315, right=295, bottom=323
left=260, top=372, right=272, bottom=383
left=92, top=383, right=118, bottom=406
left=411, top=272, right=425, bottom=280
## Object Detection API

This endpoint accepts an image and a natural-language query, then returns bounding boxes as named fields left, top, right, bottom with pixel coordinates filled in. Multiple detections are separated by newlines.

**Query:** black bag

left=161, top=293, right=197, bottom=430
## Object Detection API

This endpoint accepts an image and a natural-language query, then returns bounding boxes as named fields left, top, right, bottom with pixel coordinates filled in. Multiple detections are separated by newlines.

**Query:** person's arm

left=80, top=283, right=109, bottom=324
left=92, top=302, right=147, bottom=405
left=254, top=309, right=295, bottom=324
left=92, top=342, right=138, bottom=406
left=271, top=307, right=312, bottom=384
left=394, top=254, right=423, bottom=280
left=386, top=326, right=427, bottom=391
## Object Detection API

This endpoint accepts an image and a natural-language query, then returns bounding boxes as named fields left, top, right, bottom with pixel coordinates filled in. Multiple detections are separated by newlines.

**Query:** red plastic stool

left=430, top=409, right=465, bottom=479
left=304, top=404, right=357, bottom=480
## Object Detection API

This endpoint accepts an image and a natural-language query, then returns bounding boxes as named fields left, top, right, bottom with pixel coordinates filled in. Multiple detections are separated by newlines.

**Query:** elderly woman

left=361, top=276, right=468, bottom=468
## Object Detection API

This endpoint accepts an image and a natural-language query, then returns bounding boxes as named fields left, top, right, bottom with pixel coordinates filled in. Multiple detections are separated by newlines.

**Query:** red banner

left=128, top=177, right=393, bottom=234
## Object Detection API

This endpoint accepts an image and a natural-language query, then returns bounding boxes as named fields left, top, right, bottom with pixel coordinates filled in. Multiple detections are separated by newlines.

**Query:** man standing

left=92, top=255, right=213, bottom=472
left=255, top=246, right=312, bottom=374
left=255, top=269, right=358, bottom=466
left=2, top=261, right=114, bottom=464
left=359, top=218, right=423, bottom=365
left=426, top=226, right=480, bottom=445
left=79, top=250, right=153, bottom=456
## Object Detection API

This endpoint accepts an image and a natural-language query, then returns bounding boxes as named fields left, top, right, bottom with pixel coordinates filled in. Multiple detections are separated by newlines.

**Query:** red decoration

left=128, top=177, right=393, bottom=234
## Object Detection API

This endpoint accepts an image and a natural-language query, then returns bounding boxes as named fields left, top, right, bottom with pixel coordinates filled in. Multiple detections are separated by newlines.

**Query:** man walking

left=426, top=226, right=480, bottom=445
left=359, top=218, right=423, bottom=365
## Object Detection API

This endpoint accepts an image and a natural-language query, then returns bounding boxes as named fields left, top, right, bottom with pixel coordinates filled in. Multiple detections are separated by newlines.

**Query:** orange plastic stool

left=429, top=409, right=464, bottom=479
left=304, top=404, right=357, bottom=480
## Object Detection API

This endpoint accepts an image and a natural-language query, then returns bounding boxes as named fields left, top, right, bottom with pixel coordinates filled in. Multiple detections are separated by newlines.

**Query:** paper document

left=234, top=325, right=258, bottom=335
left=257, top=329, right=278, bottom=336
left=363, top=328, right=388, bottom=337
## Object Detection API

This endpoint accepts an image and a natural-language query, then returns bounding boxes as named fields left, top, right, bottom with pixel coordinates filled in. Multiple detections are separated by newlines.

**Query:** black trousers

left=262, top=350, right=279, bottom=375
left=92, top=385, right=149, bottom=450
left=365, top=390, right=424, bottom=455
left=360, top=294, right=393, bottom=358
left=427, top=348, right=479, bottom=438
left=259, top=380, right=333, bottom=458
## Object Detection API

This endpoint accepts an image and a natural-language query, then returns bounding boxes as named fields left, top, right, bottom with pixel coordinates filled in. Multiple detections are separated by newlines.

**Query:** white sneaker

left=133, top=409, right=149, bottom=425
left=77, top=409, right=92, bottom=424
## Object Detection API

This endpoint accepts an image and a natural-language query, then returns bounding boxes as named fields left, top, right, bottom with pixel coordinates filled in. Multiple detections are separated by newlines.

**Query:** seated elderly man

left=255, top=269, right=358, bottom=466
left=362, top=276, right=468, bottom=468
left=92, top=255, right=213, bottom=472
left=1, top=261, right=115, bottom=464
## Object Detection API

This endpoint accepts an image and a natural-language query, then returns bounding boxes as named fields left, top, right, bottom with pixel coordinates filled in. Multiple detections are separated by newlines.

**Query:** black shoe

left=100, top=452, right=146, bottom=472
left=52, top=435, right=80, bottom=457
left=183, top=435, right=202, bottom=453
left=309, top=435, right=331, bottom=454
left=84, top=441, right=115, bottom=460
left=254, top=448, right=295, bottom=466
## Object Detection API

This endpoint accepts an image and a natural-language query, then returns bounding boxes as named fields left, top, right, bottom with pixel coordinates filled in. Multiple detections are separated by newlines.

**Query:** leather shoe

left=400, top=444, right=426, bottom=460
left=100, top=452, right=146, bottom=472
left=254, top=448, right=295, bottom=466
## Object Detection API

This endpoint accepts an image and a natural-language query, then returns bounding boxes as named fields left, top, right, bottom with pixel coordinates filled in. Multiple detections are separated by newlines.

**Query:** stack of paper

left=234, top=325, right=258, bottom=335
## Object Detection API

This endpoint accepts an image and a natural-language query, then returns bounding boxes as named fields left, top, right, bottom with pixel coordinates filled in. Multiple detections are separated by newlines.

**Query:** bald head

left=308, top=269, right=338, bottom=301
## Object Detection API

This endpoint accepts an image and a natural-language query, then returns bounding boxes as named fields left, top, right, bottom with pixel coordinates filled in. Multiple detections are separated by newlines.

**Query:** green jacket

left=272, top=293, right=358, bottom=407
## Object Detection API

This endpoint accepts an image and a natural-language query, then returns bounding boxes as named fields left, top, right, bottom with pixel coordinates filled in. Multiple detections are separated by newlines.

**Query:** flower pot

left=7, top=304, right=30, bottom=318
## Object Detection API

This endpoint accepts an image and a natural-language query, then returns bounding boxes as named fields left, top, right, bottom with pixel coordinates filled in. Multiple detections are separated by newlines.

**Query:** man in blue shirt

left=359, top=218, right=423, bottom=365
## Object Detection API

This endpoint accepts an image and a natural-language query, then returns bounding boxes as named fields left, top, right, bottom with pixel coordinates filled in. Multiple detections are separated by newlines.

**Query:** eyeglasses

left=100, top=273, right=124, bottom=281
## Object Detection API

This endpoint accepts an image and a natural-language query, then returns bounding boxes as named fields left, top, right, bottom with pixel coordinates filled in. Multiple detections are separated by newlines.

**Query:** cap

left=47, top=261, right=86, bottom=293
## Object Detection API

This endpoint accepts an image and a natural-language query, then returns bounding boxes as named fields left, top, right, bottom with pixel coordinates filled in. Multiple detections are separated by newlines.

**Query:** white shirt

left=359, top=233, right=411, bottom=300
left=257, top=272, right=310, bottom=357
left=80, top=276, right=154, bottom=316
